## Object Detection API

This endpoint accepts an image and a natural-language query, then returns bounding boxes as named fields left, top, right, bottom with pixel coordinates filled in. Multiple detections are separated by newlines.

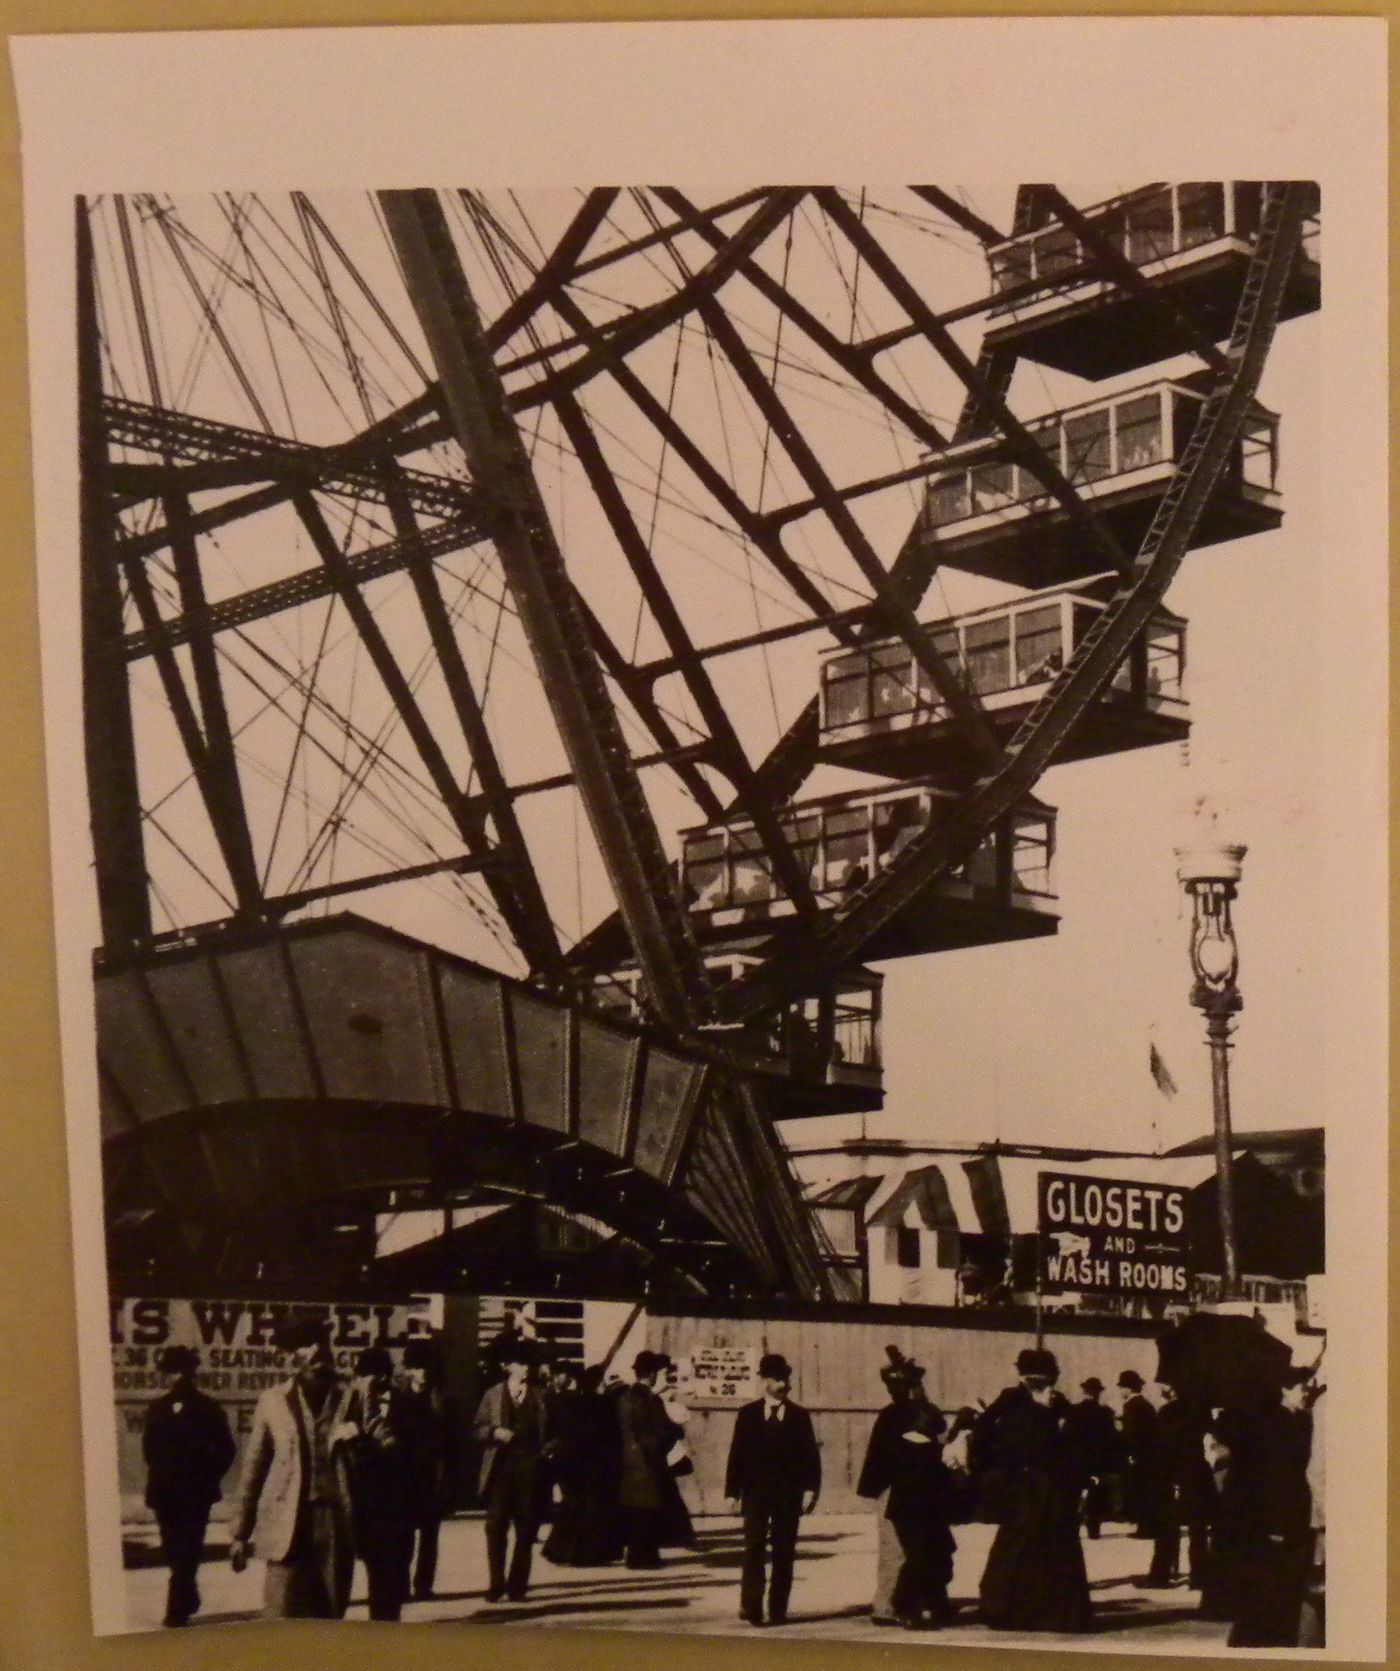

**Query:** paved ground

left=123, top=1514, right=1232, bottom=1648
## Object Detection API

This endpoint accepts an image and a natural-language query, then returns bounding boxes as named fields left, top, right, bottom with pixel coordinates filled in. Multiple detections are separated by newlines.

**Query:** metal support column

left=379, top=189, right=703, bottom=1031
left=77, top=199, right=152, bottom=948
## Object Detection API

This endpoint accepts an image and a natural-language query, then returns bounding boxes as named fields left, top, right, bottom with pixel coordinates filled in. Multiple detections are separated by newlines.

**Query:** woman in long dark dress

left=542, top=1365, right=625, bottom=1566
left=977, top=1347, right=1093, bottom=1633
left=617, top=1351, right=694, bottom=1568
left=884, top=1399, right=959, bottom=1628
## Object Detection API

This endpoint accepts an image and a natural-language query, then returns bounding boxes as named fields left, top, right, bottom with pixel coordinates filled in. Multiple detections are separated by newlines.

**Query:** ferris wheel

left=82, top=183, right=1319, bottom=1296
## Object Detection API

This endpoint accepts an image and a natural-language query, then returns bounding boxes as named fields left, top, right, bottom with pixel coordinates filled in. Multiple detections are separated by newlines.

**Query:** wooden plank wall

left=649, top=1312, right=1160, bottom=1513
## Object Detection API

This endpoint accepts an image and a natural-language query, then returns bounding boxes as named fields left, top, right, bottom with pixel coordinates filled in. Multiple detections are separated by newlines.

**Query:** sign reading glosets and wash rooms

left=1037, top=1171, right=1191, bottom=1297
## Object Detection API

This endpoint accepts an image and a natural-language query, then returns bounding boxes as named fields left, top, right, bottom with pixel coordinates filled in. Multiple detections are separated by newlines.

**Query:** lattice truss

left=82, top=184, right=1313, bottom=1037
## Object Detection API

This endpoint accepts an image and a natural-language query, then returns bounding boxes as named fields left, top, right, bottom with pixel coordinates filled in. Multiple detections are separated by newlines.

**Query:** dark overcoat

left=142, top=1385, right=236, bottom=1513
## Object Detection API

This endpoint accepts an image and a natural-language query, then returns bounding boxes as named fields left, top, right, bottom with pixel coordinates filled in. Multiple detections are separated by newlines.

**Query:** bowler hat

left=401, top=1338, right=439, bottom=1371
left=355, top=1345, right=394, bottom=1378
left=1080, top=1376, right=1104, bottom=1394
left=158, top=1345, right=200, bottom=1377
left=1117, top=1369, right=1145, bottom=1391
left=633, top=1349, right=672, bottom=1379
left=1017, top=1347, right=1059, bottom=1378
left=758, top=1352, right=792, bottom=1382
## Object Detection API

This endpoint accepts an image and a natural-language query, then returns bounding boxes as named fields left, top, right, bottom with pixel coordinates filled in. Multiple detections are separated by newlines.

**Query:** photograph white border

left=12, top=18, right=1387, bottom=1654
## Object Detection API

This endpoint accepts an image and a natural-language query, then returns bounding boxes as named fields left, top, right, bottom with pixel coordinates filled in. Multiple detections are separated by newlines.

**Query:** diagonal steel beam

left=163, top=489, right=263, bottom=915
left=688, top=289, right=1005, bottom=772
left=555, top=391, right=819, bottom=916
left=105, top=396, right=477, bottom=523
left=381, top=188, right=707, bottom=1032
left=483, top=189, right=621, bottom=350
left=507, top=190, right=807, bottom=412
left=515, top=243, right=852, bottom=634
left=1036, top=185, right=1233, bottom=377
left=379, top=463, right=570, bottom=986
left=123, top=509, right=484, bottom=658
left=907, top=185, right=1007, bottom=247
left=291, top=487, right=508, bottom=889
left=654, top=187, right=951, bottom=448
left=815, top=188, right=1131, bottom=576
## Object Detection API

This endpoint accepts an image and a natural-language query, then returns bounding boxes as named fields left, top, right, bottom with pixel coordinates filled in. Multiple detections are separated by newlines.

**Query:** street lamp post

left=1175, top=836, right=1247, bottom=1296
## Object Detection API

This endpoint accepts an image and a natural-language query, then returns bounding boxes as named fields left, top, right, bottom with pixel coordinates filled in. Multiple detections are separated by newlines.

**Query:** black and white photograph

left=13, top=19, right=1387, bottom=1659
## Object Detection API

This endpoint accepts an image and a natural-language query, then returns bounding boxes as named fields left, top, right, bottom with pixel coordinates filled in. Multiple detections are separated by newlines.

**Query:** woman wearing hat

left=976, top=1347, right=1092, bottom=1632
left=856, top=1346, right=934, bottom=1626
left=617, top=1350, right=694, bottom=1568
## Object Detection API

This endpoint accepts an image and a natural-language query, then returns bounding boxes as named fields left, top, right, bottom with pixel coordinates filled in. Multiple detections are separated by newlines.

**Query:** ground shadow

left=123, top=1536, right=234, bottom=1570
left=467, top=1597, right=691, bottom=1624
left=1090, top=1605, right=1208, bottom=1635
left=422, top=1575, right=737, bottom=1608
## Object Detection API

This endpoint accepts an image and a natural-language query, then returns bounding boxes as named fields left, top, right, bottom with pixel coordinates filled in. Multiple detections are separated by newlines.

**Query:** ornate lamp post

left=1175, top=834, right=1247, bottom=1295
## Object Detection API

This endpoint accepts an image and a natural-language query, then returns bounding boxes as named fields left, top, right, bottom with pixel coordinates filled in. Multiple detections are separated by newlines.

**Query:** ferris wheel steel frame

left=78, top=182, right=1312, bottom=1300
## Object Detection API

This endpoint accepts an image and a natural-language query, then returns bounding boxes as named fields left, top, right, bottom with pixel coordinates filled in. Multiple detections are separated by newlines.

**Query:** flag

left=1149, top=1041, right=1179, bottom=1098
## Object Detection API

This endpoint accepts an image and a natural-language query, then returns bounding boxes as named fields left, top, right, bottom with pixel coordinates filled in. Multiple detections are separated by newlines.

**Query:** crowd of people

left=856, top=1343, right=1325, bottom=1647
left=140, top=1319, right=1324, bottom=1647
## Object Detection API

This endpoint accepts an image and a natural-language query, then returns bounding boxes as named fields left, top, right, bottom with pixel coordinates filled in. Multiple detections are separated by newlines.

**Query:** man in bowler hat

left=725, top=1352, right=821, bottom=1627
left=142, top=1345, right=236, bottom=1627
left=1065, top=1376, right=1121, bottom=1539
left=473, top=1341, right=549, bottom=1602
left=1117, top=1369, right=1166, bottom=1544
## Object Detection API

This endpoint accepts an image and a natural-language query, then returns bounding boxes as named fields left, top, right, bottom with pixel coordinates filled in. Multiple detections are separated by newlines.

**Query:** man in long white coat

left=228, top=1318, right=356, bottom=1619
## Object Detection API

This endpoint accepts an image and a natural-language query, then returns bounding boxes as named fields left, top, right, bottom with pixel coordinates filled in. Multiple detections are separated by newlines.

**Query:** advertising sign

left=1037, top=1171, right=1190, bottom=1298
left=110, top=1296, right=433, bottom=1518
left=676, top=1346, right=758, bottom=1404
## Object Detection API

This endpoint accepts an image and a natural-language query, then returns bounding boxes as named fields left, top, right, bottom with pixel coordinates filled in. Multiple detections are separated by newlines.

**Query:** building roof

left=1166, top=1127, right=1324, bottom=1161
left=809, top=1175, right=883, bottom=1211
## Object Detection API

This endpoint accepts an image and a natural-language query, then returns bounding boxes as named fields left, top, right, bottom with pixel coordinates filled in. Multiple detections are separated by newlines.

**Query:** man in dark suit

left=1118, top=1369, right=1166, bottom=1547
left=472, top=1343, right=548, bottom=1602
left=337, top=1346, right=417, bottom=1621
left=1152, top=1381, right=1212, bottom=1588
left=398, top=1338, right=447, bottom=1600
left=1064, top=1377, right=1121, bottom=1539
left=142, top=1345, right=236, bottom=1628
left=725, top=1352, right=821, bottom=1627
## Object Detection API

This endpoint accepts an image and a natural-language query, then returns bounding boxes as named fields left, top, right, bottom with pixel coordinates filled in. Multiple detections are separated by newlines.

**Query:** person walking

left=543, top=1363, right=625, bottom=1566
left=724, top=1353, right=820, bottom=1627
left=228, top=1318, right=356, bottom=1619
left=1152, top=1382, right=1212, bottom=1588
left=977, top=1347, right=1093, bottom=1633
left=1225, top=1381, right=1316, bottom=1646
left=617, top=1350, right=693, bottom=1569
left=883, top=1396, right=958, bottom=1629
left=1117, top=1369, right=1166, bottom=1549
left=335, top=1346, right=417, bottom=1621
left=472, top=1343, right=548, bottom=1603
left=1064, top=1377, right=1121, bottom=1540
left=141, top=1345, right=236, bottom=1628
left=398, top=1337, right=446, bottom=1602
left=856, top=1347, right=928, bottom=1626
